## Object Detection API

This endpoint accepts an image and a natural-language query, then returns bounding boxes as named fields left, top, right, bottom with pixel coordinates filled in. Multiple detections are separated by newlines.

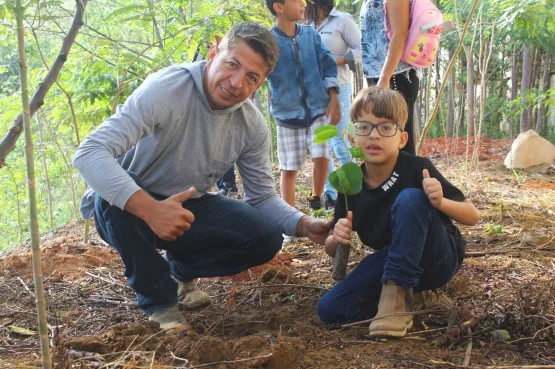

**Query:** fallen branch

left=465, top=251, right=512, bottom=257
left=188, top=353, right=273, bottom=368
left=430, top=361, right=555, bottom=369
left=85, top=271, right=127, bottom=288
left=341, top=308, right=451, bottom=328
left=0, top=0, right=89, bottom=168
left=86, top=298, right=136, bottom=306
left=17, top=276, right=35, bottom=297
left=463, top=328, right=472, bottom=367
left=210, top=283, right=329, bottom=298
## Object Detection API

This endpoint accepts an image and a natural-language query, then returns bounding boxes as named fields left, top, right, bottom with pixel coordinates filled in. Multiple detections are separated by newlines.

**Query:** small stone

left=490, top=329, right=511, bottom=341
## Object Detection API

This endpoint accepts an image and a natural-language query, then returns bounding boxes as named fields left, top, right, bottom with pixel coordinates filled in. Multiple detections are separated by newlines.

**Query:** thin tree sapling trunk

left=14, top=1, right=52, bottom=367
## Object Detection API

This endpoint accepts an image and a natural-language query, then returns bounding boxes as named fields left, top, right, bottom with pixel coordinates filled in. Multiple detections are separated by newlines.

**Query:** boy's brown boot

left=177, top=279, right=212, bottom=311
left=369, top=280, right=414, bottom=337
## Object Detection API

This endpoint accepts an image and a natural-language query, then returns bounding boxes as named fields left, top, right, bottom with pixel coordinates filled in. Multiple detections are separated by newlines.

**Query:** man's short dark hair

left=265, top=0, right=285, bottom=16
left=219, top=22, right=280, bottom=75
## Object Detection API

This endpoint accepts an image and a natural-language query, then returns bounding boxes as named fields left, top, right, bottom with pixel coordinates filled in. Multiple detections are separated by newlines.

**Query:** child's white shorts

left=276, top=115, right=330, bottom=171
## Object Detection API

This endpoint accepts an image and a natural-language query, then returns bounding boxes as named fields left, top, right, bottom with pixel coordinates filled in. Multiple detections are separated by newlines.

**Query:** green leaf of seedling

left=335, top=168, right=350, bottom=192
left=329, top=163, right=363, bottom=195
left=313, top=125, right=338, bottom=143
left=349, top=146, right=366, bottom=160
left=341, top=162, right=363, bottom=195
left=329, top=171, right=343, bottom=194
left=314, top=125, right=337, bottom=135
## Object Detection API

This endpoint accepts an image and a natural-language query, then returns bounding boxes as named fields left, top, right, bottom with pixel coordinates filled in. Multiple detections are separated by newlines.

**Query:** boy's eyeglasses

left=354, top=121, right=402, bottom=137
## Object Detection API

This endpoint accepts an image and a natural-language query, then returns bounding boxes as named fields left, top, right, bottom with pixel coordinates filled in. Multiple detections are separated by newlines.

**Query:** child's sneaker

left=324, top=194, right=336, bottom=211
left=149, top=305, right=187, bottom=332
left=307, top=195, right=322, bottom=211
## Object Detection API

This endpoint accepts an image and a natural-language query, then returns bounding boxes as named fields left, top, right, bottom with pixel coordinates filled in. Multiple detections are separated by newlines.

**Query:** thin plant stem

left=14, top=0, right=52, bottom=367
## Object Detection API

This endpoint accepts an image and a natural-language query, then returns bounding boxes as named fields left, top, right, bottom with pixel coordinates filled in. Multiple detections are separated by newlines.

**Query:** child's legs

left=280, top=170, right=298, bottom=206
left=307, top=116, right=330, bottom=198
left=277, top=125, right=308, bottom=206
left=312, top=159, right=328, bottom=198
left=383, top=188, right=461, bottom=291
left=318, top=247, right=389, bottom=324
left=325, top=83, right=353, bottom=200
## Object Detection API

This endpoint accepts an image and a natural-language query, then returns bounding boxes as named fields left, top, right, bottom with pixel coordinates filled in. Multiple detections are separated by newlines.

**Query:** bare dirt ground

left=1, top=138, right=554, bottom=369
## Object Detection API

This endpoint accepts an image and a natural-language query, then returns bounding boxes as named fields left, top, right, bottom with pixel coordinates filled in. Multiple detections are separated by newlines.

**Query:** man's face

left=275, top=0, right=306, bottom=22
left=203, top=40, right=267, bottom=110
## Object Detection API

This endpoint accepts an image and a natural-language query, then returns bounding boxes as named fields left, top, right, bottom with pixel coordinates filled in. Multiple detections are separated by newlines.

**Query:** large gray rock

left=504, top=130, right=555, bottom=172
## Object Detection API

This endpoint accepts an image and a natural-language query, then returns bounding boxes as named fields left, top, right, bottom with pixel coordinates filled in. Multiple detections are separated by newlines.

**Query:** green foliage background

left=0, top=0, right=553, bottom=250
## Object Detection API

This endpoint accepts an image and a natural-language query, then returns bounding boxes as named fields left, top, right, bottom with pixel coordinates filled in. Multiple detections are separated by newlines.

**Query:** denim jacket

left=360, top=0, right=412, bottom=78
left=267, top=25, right=339, bottom=128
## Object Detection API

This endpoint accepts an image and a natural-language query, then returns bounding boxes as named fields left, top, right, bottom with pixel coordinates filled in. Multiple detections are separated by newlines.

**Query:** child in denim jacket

left=265, top=0, right=341, bottom=244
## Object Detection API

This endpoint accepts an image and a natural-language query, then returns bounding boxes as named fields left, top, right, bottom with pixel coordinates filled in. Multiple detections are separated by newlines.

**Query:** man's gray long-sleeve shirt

left=73, top=61, right=304, bottom=236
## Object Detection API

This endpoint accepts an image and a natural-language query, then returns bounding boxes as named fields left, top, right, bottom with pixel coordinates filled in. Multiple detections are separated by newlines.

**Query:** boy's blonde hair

left=350, top=86, right=409, bottom=130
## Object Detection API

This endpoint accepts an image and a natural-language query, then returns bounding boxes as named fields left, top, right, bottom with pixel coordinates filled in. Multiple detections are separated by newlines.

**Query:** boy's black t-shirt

left=333, top=152, right=467, bottom=261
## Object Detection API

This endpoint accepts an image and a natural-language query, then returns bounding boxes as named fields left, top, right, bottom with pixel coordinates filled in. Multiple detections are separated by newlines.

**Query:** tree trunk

left=6, top=165, right=24, bottom=242
left=536, top=50, right=552, bottom=133
left=493, top=44, right=506, bottom=134
left=509, top=45, right=519, bottom=138
left=36, top=115, right=54, bottom=231
left=467, top=52, right=475, bottom=137
left=530, top=48, right=542, bottom=125
left=435, top=55, right=442, bottom=129
left=520, top=45, right=533, bottom=133
left=446, top=49, right=456, bottom=137
left=0, top=0, right=89, bottom=169
left=46, top=124, right=79, bottom=220
left=424, top=69, right=431, bottom=123
left=146, top=0, right=164, bottom=50
left=457, top=84, right=466, bottom=137
left=14, top=1, right=53, bottom=367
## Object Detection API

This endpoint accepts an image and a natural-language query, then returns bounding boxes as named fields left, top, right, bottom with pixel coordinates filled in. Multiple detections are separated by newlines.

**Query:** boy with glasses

left=317, top=87, right=479, bottom=337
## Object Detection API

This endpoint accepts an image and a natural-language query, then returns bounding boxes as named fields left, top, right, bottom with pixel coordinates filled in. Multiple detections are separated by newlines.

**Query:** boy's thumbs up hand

left=334, top=210, right=353, bottom=246
left=146, top=187, right=196, bottom=241
left=422, top=169, right=443, bottom=209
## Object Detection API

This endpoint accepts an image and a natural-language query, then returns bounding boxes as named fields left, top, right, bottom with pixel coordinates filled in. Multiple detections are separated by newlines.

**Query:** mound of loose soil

left=2, top=144, right=555, bottom=368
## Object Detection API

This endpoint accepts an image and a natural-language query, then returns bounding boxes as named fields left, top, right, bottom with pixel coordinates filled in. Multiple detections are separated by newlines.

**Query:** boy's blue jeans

left=325, top=83, right=354, bottom=201
left=318, top=189, right=461, bottom=324
left=94, top=172, right=282, bottom=315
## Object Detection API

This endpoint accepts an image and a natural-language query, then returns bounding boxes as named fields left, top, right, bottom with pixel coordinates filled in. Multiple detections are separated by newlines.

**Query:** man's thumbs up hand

left=146, top=187, right=196, bottom=241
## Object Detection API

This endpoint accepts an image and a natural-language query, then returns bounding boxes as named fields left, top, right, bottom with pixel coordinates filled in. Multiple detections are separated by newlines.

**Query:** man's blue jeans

left=325, top=83, right=354, bottom=201
left=216, top=166, right=237, bottom=192
left=94, top=173, right=282, bottom=315
left=318, top=189, right=461, bottom=324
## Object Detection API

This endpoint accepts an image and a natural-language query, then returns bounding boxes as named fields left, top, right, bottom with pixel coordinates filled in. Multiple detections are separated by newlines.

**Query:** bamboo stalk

left=14, top=1, right=52, bottom=367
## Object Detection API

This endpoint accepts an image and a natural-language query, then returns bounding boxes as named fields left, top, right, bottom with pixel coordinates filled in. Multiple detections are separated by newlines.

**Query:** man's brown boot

left=177, top=279, right=212, bottom=311
left=149, top=305, right=187, bottom=332
left=369, top=280, right=414, bottom=337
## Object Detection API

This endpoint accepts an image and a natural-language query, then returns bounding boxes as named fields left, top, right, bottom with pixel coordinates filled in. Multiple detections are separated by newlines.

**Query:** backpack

left=384, top=0, right=451, bottom=68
